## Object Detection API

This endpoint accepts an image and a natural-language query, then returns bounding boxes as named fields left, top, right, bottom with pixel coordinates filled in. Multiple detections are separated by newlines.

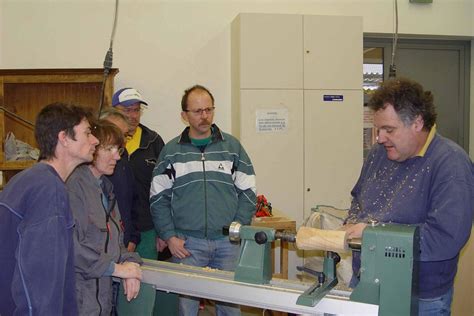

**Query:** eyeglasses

left=102, top=145, right=125, bottom=156
left=118, top=107, right=143, bottom=114
left=184, top=107, right=215, bottom=116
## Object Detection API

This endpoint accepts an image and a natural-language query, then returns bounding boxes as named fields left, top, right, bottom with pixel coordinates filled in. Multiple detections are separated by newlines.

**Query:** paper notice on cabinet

left=256, top=108, right=288, bottom=133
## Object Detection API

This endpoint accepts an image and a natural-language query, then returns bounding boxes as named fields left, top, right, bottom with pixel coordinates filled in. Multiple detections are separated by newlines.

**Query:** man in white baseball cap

left=112, top=87, right=165, bottom=256
left=112, top=88, right=148, bottom=135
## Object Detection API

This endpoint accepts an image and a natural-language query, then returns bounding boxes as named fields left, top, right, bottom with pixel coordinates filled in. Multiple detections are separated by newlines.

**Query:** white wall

left=1, top=0, right=473, bottom=145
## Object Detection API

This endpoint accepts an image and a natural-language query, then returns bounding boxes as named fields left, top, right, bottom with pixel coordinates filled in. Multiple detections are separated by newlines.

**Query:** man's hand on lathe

left=342, top=223, right=367, bottom=239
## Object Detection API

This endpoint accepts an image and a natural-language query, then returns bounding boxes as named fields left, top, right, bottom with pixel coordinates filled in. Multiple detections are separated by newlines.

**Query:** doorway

left=363, top=38, right=471, bottom=152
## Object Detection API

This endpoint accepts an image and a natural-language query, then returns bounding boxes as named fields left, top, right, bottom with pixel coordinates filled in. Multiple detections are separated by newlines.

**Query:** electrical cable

left=389, top=0, right=398, bottom=78
left=98, top=0, right=120, bottom=118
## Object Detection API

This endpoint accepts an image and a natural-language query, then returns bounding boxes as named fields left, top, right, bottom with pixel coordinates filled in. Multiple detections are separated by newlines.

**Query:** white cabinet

left=232, top=14, right=363, bottom=278
left=304, top=90, right=363, bottom=214
left=303, top=15, right=362, bottom=89
left=238, top=90, right=305, bottom=227
left=233, top=13, right=303, bottom=89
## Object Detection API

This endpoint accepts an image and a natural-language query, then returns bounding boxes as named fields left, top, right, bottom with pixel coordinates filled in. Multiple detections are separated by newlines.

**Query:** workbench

left=251, top=211, right=296, bottom=279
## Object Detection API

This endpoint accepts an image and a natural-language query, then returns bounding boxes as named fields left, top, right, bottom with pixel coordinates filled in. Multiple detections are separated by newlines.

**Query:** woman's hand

left=123, top=278, right=141, bottom=301
left=112, top=262, right=142, bottom=280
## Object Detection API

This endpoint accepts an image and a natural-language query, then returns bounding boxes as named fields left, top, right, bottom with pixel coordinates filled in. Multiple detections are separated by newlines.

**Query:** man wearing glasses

left=112, top=88, right=165, bottom=257
left=150, top=85, right=257, bottom=315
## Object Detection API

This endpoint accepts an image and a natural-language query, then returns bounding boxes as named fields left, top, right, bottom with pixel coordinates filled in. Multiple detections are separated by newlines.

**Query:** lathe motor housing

left=350, top=224, right=420, bottom=315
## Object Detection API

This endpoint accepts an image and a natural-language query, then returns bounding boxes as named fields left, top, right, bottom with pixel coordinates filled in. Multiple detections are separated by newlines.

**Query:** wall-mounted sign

left=323, top=95, right=344, bottom=102
left=256, top=108, right=288, bottom=133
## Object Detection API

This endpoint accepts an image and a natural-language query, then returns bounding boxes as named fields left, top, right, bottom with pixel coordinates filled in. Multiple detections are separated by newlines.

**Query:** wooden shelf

left=0, top=68, right=118, bottom=184
left=0, top=160, right=35, bottom=170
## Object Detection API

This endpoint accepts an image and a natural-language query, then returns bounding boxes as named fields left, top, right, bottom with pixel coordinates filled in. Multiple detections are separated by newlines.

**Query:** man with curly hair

left=343, top=78, right=473, bottom=315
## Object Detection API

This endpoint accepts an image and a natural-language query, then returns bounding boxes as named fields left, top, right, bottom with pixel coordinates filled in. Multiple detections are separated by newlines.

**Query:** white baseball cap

left=112, top=88, right=148, bottom=107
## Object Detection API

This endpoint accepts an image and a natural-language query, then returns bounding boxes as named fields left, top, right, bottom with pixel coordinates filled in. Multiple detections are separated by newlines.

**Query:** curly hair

left=368, top=77, right=437, bottom=130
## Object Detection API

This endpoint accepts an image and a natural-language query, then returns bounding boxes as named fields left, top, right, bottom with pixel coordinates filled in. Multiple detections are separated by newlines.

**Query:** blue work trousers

left=419, top=287, right=453, bottom=316
left=171, top=236, right=240, bottom=316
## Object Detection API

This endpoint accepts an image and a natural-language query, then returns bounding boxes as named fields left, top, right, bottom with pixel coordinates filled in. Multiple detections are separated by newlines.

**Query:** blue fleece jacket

left=0, top=163, right=77, bottom=315
left=347, top=134, right=473, bottom=299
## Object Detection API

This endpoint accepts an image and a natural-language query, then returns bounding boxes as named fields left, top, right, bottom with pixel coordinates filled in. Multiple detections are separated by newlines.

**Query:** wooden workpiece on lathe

left=295, top=227, right=348, bottom=252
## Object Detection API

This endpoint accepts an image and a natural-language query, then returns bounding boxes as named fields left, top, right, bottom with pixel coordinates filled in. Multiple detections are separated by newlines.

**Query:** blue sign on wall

left=323, top=95, right=344, bottom=102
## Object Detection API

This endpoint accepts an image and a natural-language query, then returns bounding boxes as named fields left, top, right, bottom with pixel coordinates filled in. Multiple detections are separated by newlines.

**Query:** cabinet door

left=233, top=13, right=303, bottom=89
left=303, top=90, right=363, bottom=218
left=303, top=15, right=362, bottom=90
left=239, top=89, right=304, bottom=225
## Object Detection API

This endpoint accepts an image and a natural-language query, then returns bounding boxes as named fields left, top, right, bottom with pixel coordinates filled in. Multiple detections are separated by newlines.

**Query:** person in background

left=112, top=87, right=175, bottom=315
left=100, top=108, right=140, bottom=252
left=67, top=120, right=142, bottom=315
left=0, top=103, right=99, bottom=315
left=343, top=78, right=473, bottom=315
left=100, top=108, right=142, bottom=315
left=112, top=87, right=165, bottom=259
left=150, top=84, right=257, bottom=316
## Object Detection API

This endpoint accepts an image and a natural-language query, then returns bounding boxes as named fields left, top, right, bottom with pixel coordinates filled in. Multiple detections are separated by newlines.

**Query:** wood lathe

left=141, top=222, right=419, bottom=315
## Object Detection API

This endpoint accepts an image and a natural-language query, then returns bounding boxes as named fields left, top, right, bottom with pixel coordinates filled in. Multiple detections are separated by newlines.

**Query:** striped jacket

left=150, top=124, right=256, bottom=240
